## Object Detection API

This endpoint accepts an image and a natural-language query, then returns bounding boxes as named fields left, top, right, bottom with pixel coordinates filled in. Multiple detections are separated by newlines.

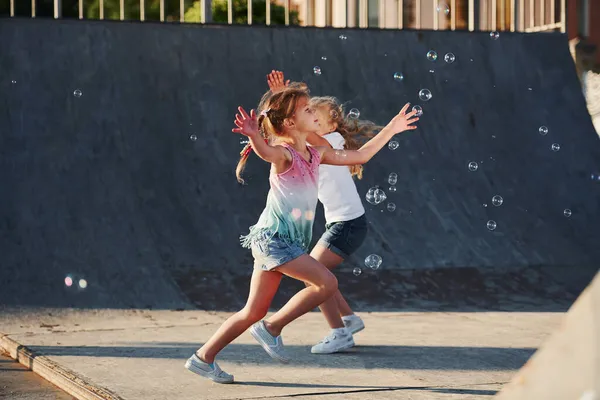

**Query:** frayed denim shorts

left=251, top=231, right=306, bottom=271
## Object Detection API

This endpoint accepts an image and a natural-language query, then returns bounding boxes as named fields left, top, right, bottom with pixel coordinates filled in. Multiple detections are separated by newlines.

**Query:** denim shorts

left=317, top=214, right=368, bottom=259
left=251, top=232, right=306, bottom=271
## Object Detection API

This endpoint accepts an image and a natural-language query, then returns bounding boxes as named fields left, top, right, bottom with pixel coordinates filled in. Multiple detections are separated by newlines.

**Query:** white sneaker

left=250, top=321, right=291, bottom=363
left=311, top=332, right=355, bottom=354
left=342, top=315, right=365, bottom=335
left=184, top=354, right=234, bottom=384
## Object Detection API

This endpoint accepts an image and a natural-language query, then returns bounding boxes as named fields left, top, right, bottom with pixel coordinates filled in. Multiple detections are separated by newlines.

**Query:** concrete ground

left=0, top=308, right=565, bottom=400
left=0, top=351, right=75, bottom=399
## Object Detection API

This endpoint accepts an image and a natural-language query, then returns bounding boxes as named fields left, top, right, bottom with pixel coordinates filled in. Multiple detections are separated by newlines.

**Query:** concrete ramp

left=0, top=19, right=599, bottom=309
left=495, top=271, right=600, bottom=400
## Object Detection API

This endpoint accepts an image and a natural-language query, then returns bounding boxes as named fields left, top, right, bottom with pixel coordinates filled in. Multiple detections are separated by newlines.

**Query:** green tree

left=0, top=0, right=298, bottom=25
left=185, top=0, right=299, bottom=25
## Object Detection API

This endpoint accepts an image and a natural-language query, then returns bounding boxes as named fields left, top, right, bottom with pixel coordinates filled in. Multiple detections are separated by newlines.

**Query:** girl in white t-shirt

left=267, top=71, right=385, bottom=354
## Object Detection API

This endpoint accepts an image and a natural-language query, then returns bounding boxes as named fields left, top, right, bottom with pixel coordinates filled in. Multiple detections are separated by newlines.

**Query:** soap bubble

left=313, top=66, right=322, bottom=76
left=348, top=108, right=360, bottom=119
left=394, top=72, right=404, bottom=82
left=427, top=51, right=438, bottom=61
left=444, top=53, right=455, bottom=63
left=492, top=195, right=504, bottom=207
left=563, top=208, right=572, bottom=217
left=190, top=134, right=198, bottom=141
left=468, top=161, right=478, bottom=171
left=353, top=267, right=362, bottom=276
left=388, top=172, right=398, bottom=185
left=365, top=254, right=383, bottom=270
left=73, top=89, right=83, bottom=97
left=388, top=140, right=399, bottom=150
left=551, top=143, right=560, bottom=152
left=419, top=89, right=432, bottom=101
left=412, top=105, right=423, bottom=117
left=539, top=126, right=548, bottom=135
left=486, top=220, right=497, bottom=231
left=387, top=202, right=396, bottom=212
left=436, top=2, right=450, bottom=15
left=490, top=31, right=500, bottom=40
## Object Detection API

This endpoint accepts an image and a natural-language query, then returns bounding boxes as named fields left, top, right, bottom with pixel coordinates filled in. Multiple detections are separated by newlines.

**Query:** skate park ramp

left=494, top=270, right=600, bottom=400
left=0, top=18, right=599, bottom=309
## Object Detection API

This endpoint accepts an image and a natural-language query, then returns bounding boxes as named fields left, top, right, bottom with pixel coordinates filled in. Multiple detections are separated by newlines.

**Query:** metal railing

left=8, top=0, right=566, bottom=33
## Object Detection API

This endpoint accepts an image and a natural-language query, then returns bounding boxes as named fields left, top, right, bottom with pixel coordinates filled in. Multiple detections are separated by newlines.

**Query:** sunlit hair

left=309, top=96, right=382, bottom=179
left=236, top=84, right=310, bottom=184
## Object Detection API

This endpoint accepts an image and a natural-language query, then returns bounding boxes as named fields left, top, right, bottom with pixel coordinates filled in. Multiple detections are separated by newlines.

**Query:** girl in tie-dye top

left=186, top=86, right=419, bottom=383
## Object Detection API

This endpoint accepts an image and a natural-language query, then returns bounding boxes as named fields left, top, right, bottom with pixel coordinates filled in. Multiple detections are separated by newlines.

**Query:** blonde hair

left=236, top=84, right=311, bottom=184
left=310, top=96, right=382, bottom=179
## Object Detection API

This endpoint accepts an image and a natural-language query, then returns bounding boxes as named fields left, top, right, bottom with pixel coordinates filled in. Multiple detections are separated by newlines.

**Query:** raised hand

left=232, top=106, right=259, bottom=137
left=267, top=70, right=290, bottom=94
left=385, top=103, right=420, bottom=134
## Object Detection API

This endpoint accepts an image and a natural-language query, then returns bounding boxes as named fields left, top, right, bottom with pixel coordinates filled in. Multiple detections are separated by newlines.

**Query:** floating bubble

left=387, top=202, right=396, bottom=212
left=564, top=208, right=572, bottom=217
left=313, top=66, right=322, bottom=76
left=365, top=254, right=383, bottom=270
left=321, top=56, right=327, bottom=60
left=551, top=143, right=560, bottom=152
left=339, top=34, right=347, bottom=40
left=348, top=108, right=360, bottom=119
left=539, top=126, right=548, bottom=135
left=78, top=279, right=88, bottom=289
left=389, top=185, right=397, bottom=192
left=483, top=203, right=488, bottom=208
left=73, top=89, right=83, bottom=98
left=492, top=195, right=504, bottom=207
left=11, top=80, right=16, bottom=84
left=393, top=72, right=404, bottom=82
left=190, top=134, right=198, bottom=141
left=429, top=70, right=435, bottom=74
left=426, top=51, right=438, bottom=61
left=64, top=276, right=73, bottom=287
left=419, top=89, right=432, bottom=101
left=487, top=220, right=497, bottom=231
left=388, top=172, right=398, bottom=185
left=468, top=161, right=478, bottom=171
left=366, top=187, right=387, bottom=205
left=412, top=105, right=423, bottom=117
left=353, top=267, right=362, bottom=276
left=591, top=173, right=600, bottom=182
left=444, top=53, right=455, bottom=63
left=374, top=188, right=387, bottom=204
left=365, top=188, right=377, bottom=205
left=436, top=2, right=450, bottom=15
left=388, top=140, right=399, bottom=150
left=490, top=31, right=500, bottom=40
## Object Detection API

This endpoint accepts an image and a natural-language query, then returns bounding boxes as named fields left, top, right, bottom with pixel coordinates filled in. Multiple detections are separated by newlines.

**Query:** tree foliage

left=0, top=0, right=299, bottom=25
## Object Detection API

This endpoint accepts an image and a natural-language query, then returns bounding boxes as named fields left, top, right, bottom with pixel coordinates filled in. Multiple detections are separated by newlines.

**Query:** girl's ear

left=283, top=118, right=295, bottom=129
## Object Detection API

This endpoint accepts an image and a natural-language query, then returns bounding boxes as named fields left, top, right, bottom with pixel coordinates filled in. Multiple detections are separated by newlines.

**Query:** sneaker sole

left=250, top=325, right=291, bottom=364
left=184, top=360, right=234, bottom=384
left=311, top=339, right=355, bottom=354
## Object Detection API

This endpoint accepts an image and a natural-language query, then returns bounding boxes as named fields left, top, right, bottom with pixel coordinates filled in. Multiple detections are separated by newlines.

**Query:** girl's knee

left=321, top=272, right=338, bottom=295
left=239, top=307, right=268, bottom=323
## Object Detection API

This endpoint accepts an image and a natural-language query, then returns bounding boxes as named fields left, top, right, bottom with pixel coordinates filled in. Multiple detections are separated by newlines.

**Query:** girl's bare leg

left=263, top=254, right=338, bottom=336
left=197, top=269, right=282, bottom=364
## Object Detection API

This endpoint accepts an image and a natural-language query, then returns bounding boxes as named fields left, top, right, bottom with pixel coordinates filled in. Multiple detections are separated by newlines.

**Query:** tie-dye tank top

left=240, top=143, right=321, bottom=252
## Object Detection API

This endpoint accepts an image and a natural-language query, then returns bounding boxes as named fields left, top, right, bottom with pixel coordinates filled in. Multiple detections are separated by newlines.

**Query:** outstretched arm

left=319, top=103, right=418, bottom=166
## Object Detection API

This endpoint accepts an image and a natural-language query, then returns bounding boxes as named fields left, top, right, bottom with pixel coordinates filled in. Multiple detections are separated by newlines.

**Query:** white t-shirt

left=318, top=132, right=365, bottom=224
